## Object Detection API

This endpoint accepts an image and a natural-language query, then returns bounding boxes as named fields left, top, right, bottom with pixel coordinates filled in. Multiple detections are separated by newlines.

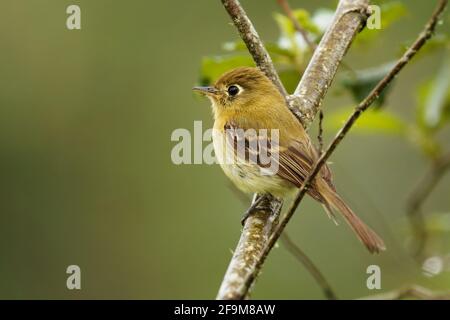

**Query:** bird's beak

left=192, top=86, right=219, bottom=96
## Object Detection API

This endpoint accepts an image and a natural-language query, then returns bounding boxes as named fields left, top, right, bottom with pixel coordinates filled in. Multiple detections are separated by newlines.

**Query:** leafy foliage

left=341, top=62, right=397, bottom=107
left=273, top=9, right=321, bottom=47
left=197, top=0, right=450, bottom=274
left=198, top=7, right=335, bottom=87
left=198, top=0, right=450, bottom=161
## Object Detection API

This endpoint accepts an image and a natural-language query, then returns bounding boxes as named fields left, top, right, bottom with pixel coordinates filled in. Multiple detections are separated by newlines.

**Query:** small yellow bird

left=193, top=67, right=385, bottom=254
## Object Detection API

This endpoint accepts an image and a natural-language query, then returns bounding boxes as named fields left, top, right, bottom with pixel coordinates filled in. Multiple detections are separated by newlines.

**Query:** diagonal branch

left=237, top=0, right=448, bottom=298
left=227, top=183, right=336, bottom=299
left=217, top=0, right=370, bottom=300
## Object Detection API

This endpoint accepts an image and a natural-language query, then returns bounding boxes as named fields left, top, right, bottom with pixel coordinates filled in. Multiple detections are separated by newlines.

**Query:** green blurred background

left=0, top=0, right=449, bottom=299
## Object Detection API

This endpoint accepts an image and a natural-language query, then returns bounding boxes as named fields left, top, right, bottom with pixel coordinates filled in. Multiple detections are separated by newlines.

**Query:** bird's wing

left=223, top=123, right=385, bottom=254
left=223, top=121, right=278, bottom=169
left=223, top=121, right=333, bottom=198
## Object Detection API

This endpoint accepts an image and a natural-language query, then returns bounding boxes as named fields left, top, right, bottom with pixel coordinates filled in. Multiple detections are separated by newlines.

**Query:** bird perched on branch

left=193, top=67, right=385, bottom=254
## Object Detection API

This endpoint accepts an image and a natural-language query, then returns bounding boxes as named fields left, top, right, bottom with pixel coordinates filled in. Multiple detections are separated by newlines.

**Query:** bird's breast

left=212, top=128, right=292, bottom=197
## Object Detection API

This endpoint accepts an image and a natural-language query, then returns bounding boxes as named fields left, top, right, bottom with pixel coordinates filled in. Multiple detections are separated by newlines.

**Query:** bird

left=193, top=67, right=385, bottom=254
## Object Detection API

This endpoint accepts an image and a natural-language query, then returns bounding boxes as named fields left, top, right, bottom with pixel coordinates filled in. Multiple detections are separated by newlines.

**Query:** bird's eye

left=227, top=85, right=239, bottom=96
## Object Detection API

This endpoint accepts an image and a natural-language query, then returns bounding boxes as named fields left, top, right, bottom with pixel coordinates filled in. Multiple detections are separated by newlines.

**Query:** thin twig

left=237, top=0, right=448, bottom=299
left=318, top=110, right=324, bottom=154
left=280, top=233, right=337, bottom=300
left=217, top=0, right=370, bottom=300
left=276, top=0, right=317, bottom=50
left=407, top=151, right=450, bottom=258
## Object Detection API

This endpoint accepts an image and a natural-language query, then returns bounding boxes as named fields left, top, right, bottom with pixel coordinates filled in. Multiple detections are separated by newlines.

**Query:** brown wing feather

left=223, top=121, right=278, bottom=169
left=224, top=121, right=328, bottom=201
left=276, top=140, right=336, bottom=202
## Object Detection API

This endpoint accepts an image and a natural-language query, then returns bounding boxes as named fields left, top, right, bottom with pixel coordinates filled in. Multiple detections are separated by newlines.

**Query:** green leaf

left=417, top=57, right=450, bottom=131
left=325, top=107, right=407, bottom=136
left=341, top=61, right=397, bottom=107
left=274, top=12, right=293, bottom=36
left=273, top=9, right=320, bottom=39
left=274, top=12, right=295, bottom=38
left=199, top=55, right=255, bottom=86
left=273, top=9, right=321, bottom=54
left=293, top=9, right=321, bottom=35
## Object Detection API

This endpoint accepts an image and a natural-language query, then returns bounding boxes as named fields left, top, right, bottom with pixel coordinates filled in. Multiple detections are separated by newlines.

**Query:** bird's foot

left=240, top=194, right=267, bottom=226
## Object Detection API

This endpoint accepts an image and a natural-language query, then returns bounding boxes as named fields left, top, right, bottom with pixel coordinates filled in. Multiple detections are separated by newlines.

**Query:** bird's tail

left=318, top=182, right=386, bottom=254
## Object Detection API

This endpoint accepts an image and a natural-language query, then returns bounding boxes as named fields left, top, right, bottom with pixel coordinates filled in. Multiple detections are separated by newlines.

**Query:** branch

left=237, top=0, right=449, bottom=299
left=218, top=0, right=286, bottom=300
left=318, top=110, right=324, bottom=154
left=407, top=151, right=450, bottom=258
left=217, top=0, right=370, bottom=300
left=217, top=197, right=281, bottom=300
left=277, top=0, right=357, bottom=78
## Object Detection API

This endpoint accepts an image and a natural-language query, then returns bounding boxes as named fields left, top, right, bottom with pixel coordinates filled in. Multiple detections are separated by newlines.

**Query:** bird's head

left=193, top=67, right=283, bottom=117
